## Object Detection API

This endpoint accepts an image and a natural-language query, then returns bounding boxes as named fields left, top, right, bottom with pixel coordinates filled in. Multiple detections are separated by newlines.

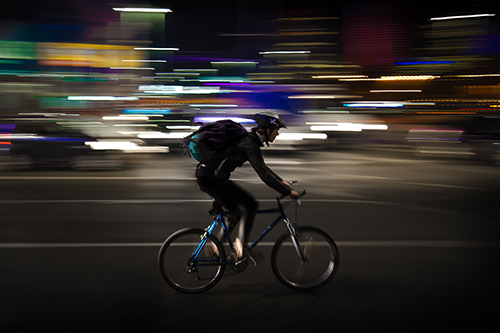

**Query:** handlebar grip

left=277, top=189, right=306, bottom=201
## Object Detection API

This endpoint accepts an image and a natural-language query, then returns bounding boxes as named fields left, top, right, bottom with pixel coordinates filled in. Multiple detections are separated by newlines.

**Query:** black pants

left=197, top=172, right=258, bottom=245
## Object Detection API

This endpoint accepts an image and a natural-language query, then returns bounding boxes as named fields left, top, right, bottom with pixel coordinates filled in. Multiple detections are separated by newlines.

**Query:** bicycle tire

left=158, top=228, right=226, bottom=293
left=271, top=226, right=339, bottom=291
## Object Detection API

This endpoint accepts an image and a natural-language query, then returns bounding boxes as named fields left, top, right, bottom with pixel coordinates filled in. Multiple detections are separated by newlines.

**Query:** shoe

left=247, top=249, right=265, bottom=264
left=233, top=238, right=265, bottom=266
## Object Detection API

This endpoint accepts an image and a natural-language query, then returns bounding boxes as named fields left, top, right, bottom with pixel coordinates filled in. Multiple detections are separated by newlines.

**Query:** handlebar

left=277, top=189, right=306, bottom=202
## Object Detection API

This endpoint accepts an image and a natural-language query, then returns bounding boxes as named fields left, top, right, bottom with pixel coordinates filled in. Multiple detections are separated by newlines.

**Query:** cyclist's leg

left=198, top=177, right=242, bottom=241
left=220, top=181, right=258, bottom=257
left=198, top=178, right=257, bottom=257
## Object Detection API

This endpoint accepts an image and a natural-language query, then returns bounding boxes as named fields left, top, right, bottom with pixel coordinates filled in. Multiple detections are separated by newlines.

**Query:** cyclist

left=196, top=112, right=299, bottom=261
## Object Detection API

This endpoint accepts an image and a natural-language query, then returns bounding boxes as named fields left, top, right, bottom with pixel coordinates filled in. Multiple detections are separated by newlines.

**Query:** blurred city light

left=112, top=8, right=172, bottom=13
left=430, top=14, right=495, bottom=21
left=0, top=1, right=498, bottom=164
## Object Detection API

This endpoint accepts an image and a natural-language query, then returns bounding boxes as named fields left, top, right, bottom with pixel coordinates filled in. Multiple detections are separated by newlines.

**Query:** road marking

left=400, top=181, right=487, bottom=191
left=0, top=176, right=198, bottom=180
left=0, top=198, right=454, bottom=215
left=0, top=240, right=499, bottom=249
left=0, top=175, right=491, bottom=192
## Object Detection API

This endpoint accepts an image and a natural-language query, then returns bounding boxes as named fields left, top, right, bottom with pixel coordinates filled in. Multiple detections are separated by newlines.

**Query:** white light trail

left=113, top=8, right=172, bottom=13
left=275, top=133, right=327, bottom=140
left=103, top=116, right=149, bottom=121
left=110, top=67, right=155, bottom=70
left=85, top=141, right=140, bottom=151
left=133, top=47, right=179, bottom=51
left=259, top=51, right=311, bottom=54
left=67, top=96, right=138, bottom=101
left=430, top=14, right=495, bottom=21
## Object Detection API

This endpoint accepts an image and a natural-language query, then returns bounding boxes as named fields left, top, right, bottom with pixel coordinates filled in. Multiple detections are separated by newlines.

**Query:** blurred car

left=405, top=116, right=500, bottom=164
left=462, top=116, right=500, bottom=163
left=8, top=121, right=125, bottom=170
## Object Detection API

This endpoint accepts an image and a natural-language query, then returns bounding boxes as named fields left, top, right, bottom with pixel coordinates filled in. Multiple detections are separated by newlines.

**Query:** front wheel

left=158, top=228, right=226, bottom=293
left=271, top=226, right=339, bottom=291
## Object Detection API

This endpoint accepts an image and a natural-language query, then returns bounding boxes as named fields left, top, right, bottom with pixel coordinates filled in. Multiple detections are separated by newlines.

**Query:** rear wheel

left=271, top=226, right=339, bottom=291
left=158, top=228, right=226, bottom=293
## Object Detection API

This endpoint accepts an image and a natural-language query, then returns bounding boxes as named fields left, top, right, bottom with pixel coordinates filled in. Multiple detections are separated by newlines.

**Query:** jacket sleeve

left=245, top=141, right=291, bottom=196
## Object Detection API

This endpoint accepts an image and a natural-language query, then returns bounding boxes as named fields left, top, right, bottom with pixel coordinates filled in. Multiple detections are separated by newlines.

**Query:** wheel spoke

left=158, top=228, right=226, bottom=293
left=271, top=227, right=338, bottom=290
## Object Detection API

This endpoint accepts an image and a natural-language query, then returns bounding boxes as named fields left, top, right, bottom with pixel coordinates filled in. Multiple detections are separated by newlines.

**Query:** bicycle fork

left=283, top=218, right=307, bottom=262
left=186, top=220, right=219, bottom=282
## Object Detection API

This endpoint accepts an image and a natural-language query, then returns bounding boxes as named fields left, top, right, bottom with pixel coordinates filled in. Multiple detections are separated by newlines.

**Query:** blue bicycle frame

left=189, top=194, right=306, bottom=267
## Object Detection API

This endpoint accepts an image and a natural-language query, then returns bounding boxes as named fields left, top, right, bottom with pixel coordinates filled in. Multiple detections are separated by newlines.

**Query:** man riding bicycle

left=196, top=112, right=299, bottom=261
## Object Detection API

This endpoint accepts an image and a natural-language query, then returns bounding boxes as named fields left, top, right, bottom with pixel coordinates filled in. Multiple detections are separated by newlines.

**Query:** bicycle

left=158, top=186, right=339, bottom=293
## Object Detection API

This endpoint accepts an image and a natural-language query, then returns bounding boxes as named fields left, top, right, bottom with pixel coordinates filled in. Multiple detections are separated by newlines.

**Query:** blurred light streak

left=309, top=123, right=388, bottom=132
left=142, top=89, right=223, bottom=95
left=166, top=126, right=201, bottom=130
left=57, top=122, right=106, bottom=128
left=123, top=109, right=171, bottom=115
left=430, top=14, right=495, bottom=21
left=344, top=103, right=404, bottom=108
left=193, top=117, right=254, bottom=124
left=138, top=85, right=223, bottom=94
left=395, top=61, right=455, bottom=65
left=259, top=51, right=311, bottom=54
left=110, top=67, right=155, bottom=70
left=133, top=47, right=179, bottom=51
left=173, top=69, right=218, bottom=73
left=189, top=104, right=239, bottom=108
left=415, top=111, right=476, bottom=115
left=103, top=116, right=149, bottom=121
left=339, top=75, right=438, bottom=81
left=113, top=8, right=172, bottom=13
left=403, top=102, right=436, bottom=105
left=37, top=43, right=142, bottom=68
left=137, top=132, right=190, bottom=139
left=198, top=78, right=248, bottom=83
left=371, top=90, right=422, bottom=93
left=289, top=95, right=360, bottom=99
left=68, top=96, right=138, bottom=101
left=418, top=150, right=475, bottom=155
left=275, top=133, right=327, bottom=140
left=157, top=72, right=199, bottom=76
left=85, top=141, right=140, bottom=151
left=312, top=75, right=368, bottom=79
left=113, top=124, right=157, bottom=127
left=449, top=74, right=500, bottom=78
left=202, top=83, right=252, bottom=86
left=1, top=134, right=39, bottom=140
left=300, top=110, right=350, bottom=114
left=211, top=61, right=258, bottom=65
left=20, top=112, right=79, bottom=117
left=123, top=60, right=167, bottom=63
left=311, top=124, right=359, bottom=132
left=379, top=75, right=437, bottom=81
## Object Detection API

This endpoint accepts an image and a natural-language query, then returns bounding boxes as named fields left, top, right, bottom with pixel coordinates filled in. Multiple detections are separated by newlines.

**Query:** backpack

left=181, top=119, right=248, bottom=164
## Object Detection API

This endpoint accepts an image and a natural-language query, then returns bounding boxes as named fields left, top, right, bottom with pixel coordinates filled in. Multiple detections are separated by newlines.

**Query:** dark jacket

left=197, top=129, right=291, bottom=196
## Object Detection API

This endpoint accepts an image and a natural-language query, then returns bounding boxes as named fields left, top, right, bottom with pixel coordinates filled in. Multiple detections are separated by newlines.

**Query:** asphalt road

left=1, top=147, right=499, bottom=332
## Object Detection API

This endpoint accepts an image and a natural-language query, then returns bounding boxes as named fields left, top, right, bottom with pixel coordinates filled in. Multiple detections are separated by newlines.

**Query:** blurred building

left=342, top=2, right=412, bottom=72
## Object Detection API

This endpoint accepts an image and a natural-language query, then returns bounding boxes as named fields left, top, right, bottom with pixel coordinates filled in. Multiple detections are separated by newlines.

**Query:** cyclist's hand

left=282, top=180, right=297, bottom=187
left=290, top=190, right=299, bottom=200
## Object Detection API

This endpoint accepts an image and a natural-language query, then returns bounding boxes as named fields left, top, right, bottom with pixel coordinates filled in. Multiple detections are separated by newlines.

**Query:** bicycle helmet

left=254, top=112, right=287, bottom=129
